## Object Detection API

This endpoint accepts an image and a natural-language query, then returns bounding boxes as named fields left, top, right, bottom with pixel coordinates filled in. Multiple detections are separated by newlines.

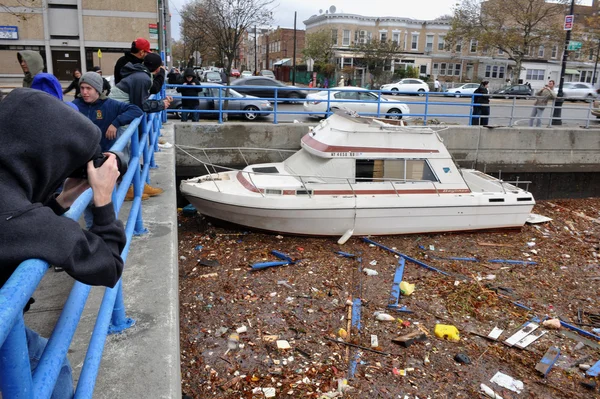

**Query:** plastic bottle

left=374, top=312, right=396, bottom=321
left=434, top=324, right=460, bottom=342
left=400, top=281, right=415, bottom=296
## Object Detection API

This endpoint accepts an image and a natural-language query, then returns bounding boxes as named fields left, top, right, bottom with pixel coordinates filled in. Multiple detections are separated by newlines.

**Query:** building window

left=438, top=35, right=445, bottom=51
left=526, top=69, right=545, bottom=80
left=589, top=49, right=594, bottom=61
left=331, top=29, right=338, bottom=45
left=454, top=63, right=461, bottom=76
left=498, top=48, right=504, bottom=55
left=551, top=45, right=558, bottom=58
left=470, top=39, right=477, bottom=53
left=411, top=34, right=419, bottom=50
left=392, top=32, right=400, bottom=45
left=456, top=41, right=462, bottom=52
left=425, top=35, right=434, bottom=52
left=420, top=65, right=427, bottom=74
left=380, top=31, right=387, bottom=42
left=440, top=63, right=446, bottom=75
left=432, top=63, right=439, bottom=75
left=499, top=66, right=505, bottom=78
left=538, top=45, right=544, bottom=57
left=343, top=30, right=350, bottom=46
left=485, top=65, right=491, bottom=78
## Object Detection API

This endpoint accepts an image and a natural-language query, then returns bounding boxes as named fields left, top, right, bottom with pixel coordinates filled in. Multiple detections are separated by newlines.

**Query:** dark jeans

left=471, top=105, right=489, bottom=126
left=181, top=104, right=200, bottom=122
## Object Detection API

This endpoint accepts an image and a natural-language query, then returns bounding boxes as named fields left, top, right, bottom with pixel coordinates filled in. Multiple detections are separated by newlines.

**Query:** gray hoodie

left=111, top=62, right=165, bottom=113
left=17, top=50, right=44, bottom=88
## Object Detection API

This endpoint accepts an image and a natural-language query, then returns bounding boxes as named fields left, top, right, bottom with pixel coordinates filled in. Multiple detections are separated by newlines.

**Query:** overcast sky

left=167, top=0, right=460, bottom=40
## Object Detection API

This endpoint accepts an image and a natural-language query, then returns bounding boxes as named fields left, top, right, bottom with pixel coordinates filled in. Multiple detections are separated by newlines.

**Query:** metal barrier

left=0, top=105, right=164, bottom=398
left=165, top=84, right=599, bottom=127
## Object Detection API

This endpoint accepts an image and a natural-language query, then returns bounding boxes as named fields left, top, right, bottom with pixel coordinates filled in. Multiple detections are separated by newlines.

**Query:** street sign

left=0, top=26, right=18, bottom=40
left=97, top=49, right=102, bottom=59
left=564, top=15, right=574, bottom=30
left=149, top=23, right=158, bottom=40
left=567, top=41, right=582, bottom=51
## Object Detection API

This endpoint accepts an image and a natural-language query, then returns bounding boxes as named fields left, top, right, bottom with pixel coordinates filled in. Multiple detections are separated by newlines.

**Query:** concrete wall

left=175, top=123, right=600, bottom=176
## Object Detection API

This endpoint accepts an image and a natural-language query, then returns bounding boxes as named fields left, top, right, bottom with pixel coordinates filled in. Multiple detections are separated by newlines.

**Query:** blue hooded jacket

left=31, top=73, right=79, bottom=111
left=72, top=97, right=143, bottom=152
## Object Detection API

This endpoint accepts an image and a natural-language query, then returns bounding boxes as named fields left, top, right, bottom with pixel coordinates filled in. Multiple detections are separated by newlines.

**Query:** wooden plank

left=515, top=330, right=546, bottom=349
left=504, top=322, right=538, bottom=347
left=478, top=242, right=517, bottom=248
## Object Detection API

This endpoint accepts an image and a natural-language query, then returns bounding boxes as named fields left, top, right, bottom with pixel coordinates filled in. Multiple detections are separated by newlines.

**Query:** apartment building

left=247, top=27, right=305, bottom=71
left=0, top=0, right=159, bottom=80
left=303, top=3, right=600, bottom=89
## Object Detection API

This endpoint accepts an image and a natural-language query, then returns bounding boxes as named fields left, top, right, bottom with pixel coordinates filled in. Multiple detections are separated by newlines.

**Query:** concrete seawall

left=175, top=122, right=600, bottom=176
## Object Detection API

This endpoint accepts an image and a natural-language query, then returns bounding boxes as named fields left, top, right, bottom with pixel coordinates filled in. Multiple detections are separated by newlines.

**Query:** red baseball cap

left=133, top=38, right=151, bottom=53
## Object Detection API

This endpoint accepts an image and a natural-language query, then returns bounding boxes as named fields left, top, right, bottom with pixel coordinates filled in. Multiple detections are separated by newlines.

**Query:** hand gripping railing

left=0, top=100, right=164, bottom=398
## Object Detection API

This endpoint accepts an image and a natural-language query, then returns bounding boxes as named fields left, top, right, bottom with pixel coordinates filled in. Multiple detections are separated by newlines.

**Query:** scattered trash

left=182, top=204, right=197, bottom=216
left=526, top=213, right=553, bottom=224
left=580, top=380, right=597, bottom=391
left=277, top=340, right=291, bottom=350
left=277, top=280, right=293, bottom=289
left=363, top=268, right=379, bottom=276
left=480, top=383, right=504, bottom=399
left=198, top=272, right=218, bottom=279
left=157, top=141, right=173, bottom=149
left=252, top=250, right=296, bottom=270
left=337, top=328, right=348, bottom=340
left=194, top=245, right=203, bottom=251
left=488, top=259, right=537, bottom=265
left=262, top=335, right=278, bottom=342
left=434, top=324, right=460, bottom=342
left=535, top=346, right=561, bottom=377
left=399, top=281, right=415, bottom=296
left=490, top=371, right=524, bottom=394
left=454, top=353, right=471, bottom=364
left=374, top=312, right=396, bottom=321
left=527, top=241, right=536, bottom=247
left=252, top=387, right=276, bottom=398
left=587, top=360, right=600, bottom=377
left=227, top=333, right=240, bottom=351
left=580, top=364, right=591, bottom=371
left=392, top=331, right=428, bottom=348
left=370, top=335, right=379, bottom=348
left=542, top=318, right=561, bottom=329
left=369, top=260, right=377, bottom=266
left=198, top=258, right=220, bottom=267
left=504, top=322, right=539, bottom=347
left=487, top=327, right=503, bottom=341
left=236, top=325, right=247, bottom=334
left=514, top=330, right=546, bottom=349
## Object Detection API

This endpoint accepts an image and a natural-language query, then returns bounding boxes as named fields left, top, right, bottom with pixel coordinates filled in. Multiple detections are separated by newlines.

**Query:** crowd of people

left=0, top=36, right=171, bottom=398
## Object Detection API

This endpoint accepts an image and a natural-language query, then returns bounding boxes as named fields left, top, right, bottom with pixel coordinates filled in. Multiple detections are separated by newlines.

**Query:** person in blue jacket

left=31, top=72, right=79, bottom=111
left=73, top=72, right=144, bottom=226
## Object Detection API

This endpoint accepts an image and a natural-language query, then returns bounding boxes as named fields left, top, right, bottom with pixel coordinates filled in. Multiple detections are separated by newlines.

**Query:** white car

left=303, top=87, right=410, bottom=119
left=241, top=70, right=253, bottom=77
left=444, top=83, right=480, bottom=98
left=380, top=78, right=430, bottom=96
left=554, top=82, right=597, bottom=101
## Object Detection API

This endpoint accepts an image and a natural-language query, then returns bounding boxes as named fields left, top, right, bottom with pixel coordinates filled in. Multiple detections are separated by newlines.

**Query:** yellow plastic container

left=400, top=281, right=415, bottom=296
left=434, top=324, right=460, bottom=342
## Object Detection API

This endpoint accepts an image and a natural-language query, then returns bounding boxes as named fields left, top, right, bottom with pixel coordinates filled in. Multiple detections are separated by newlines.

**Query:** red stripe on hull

left=302, top=134, right=440, bottom=154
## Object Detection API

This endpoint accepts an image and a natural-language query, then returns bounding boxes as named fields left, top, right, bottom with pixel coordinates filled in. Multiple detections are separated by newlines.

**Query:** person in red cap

left=113, top=38, right=151, bottom=85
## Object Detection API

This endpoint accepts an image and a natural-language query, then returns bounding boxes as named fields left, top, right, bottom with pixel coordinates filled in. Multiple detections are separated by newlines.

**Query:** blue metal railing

left=0, top=102, right=164, bottom=398
left=165, top=84, right=599, bottom=127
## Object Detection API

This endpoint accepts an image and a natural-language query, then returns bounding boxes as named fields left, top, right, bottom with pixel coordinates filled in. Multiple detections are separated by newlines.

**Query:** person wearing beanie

left=92, top=66, right=112, bottom=96
left=17, top=50, right=45, bottom=88
left=113, top=37, right=151, bottom=84
left=176, top=68, right=202, bottom=122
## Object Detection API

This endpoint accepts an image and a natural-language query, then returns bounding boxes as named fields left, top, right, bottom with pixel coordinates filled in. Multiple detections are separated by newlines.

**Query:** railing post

left=0, top=315, right=33, bottom=399
left=150, top=115, right=159, bottom=169
left=376, top=88, right=382, bottom=118
left=132, top=119, right=147, bottom=236
left=218, top=87, right=223, bottom=124
left=423, top=92, right=429, bottom=125
left=108, top=284, right=135, bottom=334
left=274, top=88, right=278, bottom=124
left=509, top=97, right=516, bottom=127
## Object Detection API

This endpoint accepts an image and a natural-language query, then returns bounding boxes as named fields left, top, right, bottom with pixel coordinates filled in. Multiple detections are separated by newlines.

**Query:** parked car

left=230, top=68, right=240, bottom=78
left=303, top=87, right=410, bottom=119
left=380, top=78, right=430, bottom=96
left=491, top=84, right=533, bottom=99
left=167, top=86, right=273, bottom=121
left=203, top=71, right=223, bottom=83
left=555, top=82, right=597, bottom=101
left=230, top=76, right=307, bottom=100
left=241, top=70, right=253, bottom=77
left=259, top=70, right=276, bottom=79
left=444, top=83, right=480, bottom=98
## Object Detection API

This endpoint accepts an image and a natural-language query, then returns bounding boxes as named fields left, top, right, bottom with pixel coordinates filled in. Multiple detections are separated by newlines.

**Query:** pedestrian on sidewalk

left=529, top=80, right=556, bottom=127
left=471, top=81, right=490, bottom=126
left=434, top=78, right=441, bottom=92
left=0, top=88, right=127, bottom=399
left=17, top=50, right=44, bottom=88
left=176, top=68, right=202, bottom=122
left=63, top=68, right=82, bottom=98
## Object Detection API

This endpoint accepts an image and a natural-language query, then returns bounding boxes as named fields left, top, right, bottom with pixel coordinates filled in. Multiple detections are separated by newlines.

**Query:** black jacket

left=114, top=51, right=143, bottom=84
left=474, top=87, right=490, bottom=105
left=63, top=77, right=81, bottom=98
left=0, top=89, right=126, bottom=289
left=167, top=69, right=181, bottom=85
left=176, top=69, right=202, bottom=106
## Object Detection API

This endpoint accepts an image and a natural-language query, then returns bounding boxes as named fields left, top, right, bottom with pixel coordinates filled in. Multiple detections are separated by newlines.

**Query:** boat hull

left=184, top=194, right=533, bottom=236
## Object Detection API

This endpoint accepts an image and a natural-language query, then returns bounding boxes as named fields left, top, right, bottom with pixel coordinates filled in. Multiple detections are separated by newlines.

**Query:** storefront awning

left=274, top=58, right=291, bottom=66
left=565, top=69, right=580, bottom=75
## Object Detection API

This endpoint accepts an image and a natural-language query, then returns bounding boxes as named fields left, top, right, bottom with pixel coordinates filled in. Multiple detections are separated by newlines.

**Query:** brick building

left=0, top=0, right=159, bottom=80
left=250, top=27, right=305, bottom=71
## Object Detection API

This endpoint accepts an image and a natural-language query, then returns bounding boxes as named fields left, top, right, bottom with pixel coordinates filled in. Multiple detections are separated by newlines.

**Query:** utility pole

left=164, top=0, right=171, bottom=68
left=292, top=11, right=297, bottom=85
left=254, top=26, right=258, bottom=73
left=552, top=0, right=575, bottom=126
left=158, top=0, right=165, bottom=62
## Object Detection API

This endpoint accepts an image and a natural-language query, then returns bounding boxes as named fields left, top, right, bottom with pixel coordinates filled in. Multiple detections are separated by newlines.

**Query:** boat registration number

left=331, top=152, right=360, bottom=157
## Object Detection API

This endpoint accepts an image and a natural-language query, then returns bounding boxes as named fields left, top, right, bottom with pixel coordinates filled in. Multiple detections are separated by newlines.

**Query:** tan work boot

left=125, top=185, right=150, bottom=201
left=143, top=183, right=164, bottom=197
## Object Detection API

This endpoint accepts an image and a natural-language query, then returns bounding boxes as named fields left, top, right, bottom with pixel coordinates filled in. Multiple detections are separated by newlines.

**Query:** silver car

left=555, top=82, right=597, bottom=101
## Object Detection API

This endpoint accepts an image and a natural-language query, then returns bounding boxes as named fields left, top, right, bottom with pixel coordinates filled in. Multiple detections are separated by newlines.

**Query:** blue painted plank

left=586, top=360, right=600, bottom=377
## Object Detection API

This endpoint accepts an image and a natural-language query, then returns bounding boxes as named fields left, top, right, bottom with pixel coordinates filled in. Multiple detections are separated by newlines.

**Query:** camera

left=69, top=151, right=128, bottom=180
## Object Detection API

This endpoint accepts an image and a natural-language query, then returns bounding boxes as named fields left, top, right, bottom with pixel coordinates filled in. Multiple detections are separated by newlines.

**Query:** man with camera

left=0, top=88, right=127, bottom=397
left=529, top=80, right=556, bottom=127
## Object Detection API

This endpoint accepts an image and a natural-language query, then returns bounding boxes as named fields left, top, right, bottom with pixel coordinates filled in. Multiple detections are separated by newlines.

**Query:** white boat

left=180, top=112, right=535, bottom=236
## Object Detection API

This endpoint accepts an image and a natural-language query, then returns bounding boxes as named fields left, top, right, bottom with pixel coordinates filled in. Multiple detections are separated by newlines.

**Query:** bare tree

left=181, top=0, right=274, bottom=84
left=0, top=0, right=43, bottom=21
left=446, top=0, right=567, bottom=78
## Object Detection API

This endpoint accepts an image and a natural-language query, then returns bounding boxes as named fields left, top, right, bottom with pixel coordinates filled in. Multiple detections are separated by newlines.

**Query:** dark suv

left=491, top=84, right=533, bottom=99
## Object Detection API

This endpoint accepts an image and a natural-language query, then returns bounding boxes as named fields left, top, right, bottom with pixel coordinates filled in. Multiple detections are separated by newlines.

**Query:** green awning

left=565, top=69, right=580, bottom=75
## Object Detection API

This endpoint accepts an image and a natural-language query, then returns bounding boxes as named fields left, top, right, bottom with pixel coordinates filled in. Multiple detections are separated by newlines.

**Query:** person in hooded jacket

left=0, top=88, right=127, bottom=398
left=31, top=73, right=79, bottom=111
left=114, top=38, right=150, bottom=85
left=167, top=67, right=181, bottom=85
left=176, top=68, right=202, bottom=122
left=63, top=68, right=82, bottom=98
left=17, top=50, right=45, bottom=88
left=471, top=80, right=490, bottom=126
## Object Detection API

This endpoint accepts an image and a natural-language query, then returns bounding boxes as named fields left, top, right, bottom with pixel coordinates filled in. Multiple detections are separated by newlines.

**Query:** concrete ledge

left=175, top=122, right=600, bottom=174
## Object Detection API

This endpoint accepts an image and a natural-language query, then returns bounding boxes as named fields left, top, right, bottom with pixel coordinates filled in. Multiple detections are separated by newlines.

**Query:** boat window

left=489, top=198, right=505, bottom=203
left=356, top=159, right=375, bottom=182
left=356, top=159, right=437, bottom=182
left=517, top=197, right=533, bottom=202
left=265, top=189, right=282, bottom=195
left=296, top=189, right=313, bottom=195
left=252, top=167, right=279, bottom=173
